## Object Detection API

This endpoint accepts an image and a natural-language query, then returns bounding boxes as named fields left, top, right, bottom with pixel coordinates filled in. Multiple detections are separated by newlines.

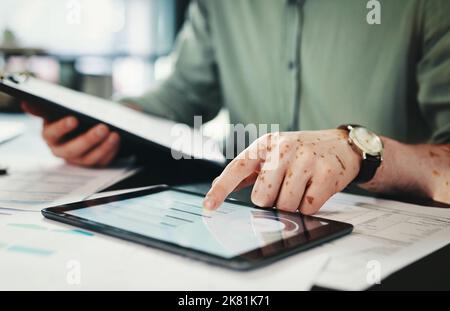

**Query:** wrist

left=360, top=137, right=432, bottom=197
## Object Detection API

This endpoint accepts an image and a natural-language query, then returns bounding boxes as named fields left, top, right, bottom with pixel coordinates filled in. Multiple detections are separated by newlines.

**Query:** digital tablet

left=42, top=186, right=353, bottom=270
left=0, top=73, right=225, bottom=166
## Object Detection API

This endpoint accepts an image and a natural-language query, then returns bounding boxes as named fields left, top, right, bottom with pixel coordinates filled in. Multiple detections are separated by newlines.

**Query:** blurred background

left=0, top=0, right=191, bottom=110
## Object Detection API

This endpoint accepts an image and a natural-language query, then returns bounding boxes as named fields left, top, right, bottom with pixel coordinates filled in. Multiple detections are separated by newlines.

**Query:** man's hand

left=21, top=102, right=120, bottom=167
left=204, top=130, right=361, bottom=215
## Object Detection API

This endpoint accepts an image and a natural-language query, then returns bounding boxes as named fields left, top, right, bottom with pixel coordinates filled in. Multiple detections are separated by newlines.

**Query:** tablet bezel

left=42, top=185, right=353, bottom=270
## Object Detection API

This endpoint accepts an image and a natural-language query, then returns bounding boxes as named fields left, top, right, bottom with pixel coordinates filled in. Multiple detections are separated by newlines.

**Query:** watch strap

left=353, top=154, right=381, bottom=183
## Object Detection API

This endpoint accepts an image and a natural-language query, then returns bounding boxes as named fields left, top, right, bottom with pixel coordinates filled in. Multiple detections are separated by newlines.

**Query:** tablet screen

left=66, top=190, right=328, bottom=259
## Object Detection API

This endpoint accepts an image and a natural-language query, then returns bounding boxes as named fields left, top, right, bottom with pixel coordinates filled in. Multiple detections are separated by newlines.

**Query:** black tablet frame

left=42, top=185, right=353, bottom=271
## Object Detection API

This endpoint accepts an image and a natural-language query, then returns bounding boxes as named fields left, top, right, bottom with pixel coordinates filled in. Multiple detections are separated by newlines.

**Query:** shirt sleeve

left=417, top=0, right=450, bottom=144
left=120, top=0, right=222, bottom=126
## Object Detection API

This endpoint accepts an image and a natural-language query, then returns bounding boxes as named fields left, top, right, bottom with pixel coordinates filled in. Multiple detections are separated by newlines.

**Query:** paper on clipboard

left=0, top=74, right=225, bottom=165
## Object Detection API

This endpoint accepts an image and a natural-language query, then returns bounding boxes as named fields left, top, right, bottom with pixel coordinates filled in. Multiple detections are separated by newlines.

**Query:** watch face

left=349, top=127, right=383, bottom=156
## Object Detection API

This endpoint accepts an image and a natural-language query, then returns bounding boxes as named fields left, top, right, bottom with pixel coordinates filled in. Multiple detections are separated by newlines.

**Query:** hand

left=21, top=102, right=120, bottom=167
left=204, top=130, right=362, bottom=215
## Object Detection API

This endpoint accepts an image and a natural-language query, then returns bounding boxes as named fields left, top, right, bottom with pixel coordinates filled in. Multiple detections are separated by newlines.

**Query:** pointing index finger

left=203, top=142, right=265, bottom=211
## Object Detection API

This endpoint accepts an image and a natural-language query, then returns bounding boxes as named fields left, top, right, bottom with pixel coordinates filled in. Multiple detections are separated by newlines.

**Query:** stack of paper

left=0, top=155, right=138, bottom=212
left=311, top=192, right=450, bottom=290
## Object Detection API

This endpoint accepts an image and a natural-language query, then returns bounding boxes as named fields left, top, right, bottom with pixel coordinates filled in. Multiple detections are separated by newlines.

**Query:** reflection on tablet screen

left=67, top=190, right=327, bottom=258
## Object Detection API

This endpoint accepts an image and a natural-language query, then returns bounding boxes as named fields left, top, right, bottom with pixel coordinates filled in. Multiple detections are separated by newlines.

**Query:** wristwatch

left=338, top=124, right=384, bottom=184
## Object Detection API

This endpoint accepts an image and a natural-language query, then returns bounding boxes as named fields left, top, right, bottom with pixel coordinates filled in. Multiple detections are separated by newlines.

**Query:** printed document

left=0, top=156, right=137, bottom=212
left=312, top=192, right=450, bottom=290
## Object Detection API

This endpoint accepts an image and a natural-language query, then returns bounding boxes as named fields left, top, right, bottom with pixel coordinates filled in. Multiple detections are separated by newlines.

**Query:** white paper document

left=0, top=213, right=328, bottom=291
left=312, top=192, right=450, bottom=290
left=0, top=156, right=138, bottom=212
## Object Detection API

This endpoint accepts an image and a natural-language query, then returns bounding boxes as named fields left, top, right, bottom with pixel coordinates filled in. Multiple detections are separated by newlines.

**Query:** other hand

left=21, top=102, right=120, bottom=167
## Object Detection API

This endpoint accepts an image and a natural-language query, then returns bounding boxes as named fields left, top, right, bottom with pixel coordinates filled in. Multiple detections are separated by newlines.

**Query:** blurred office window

left=0, top=0, right=175, bottom=56
left=0, top=0, right=188, bottom=99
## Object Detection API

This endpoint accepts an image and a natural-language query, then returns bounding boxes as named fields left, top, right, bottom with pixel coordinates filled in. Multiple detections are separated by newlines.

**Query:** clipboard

left=0, top=73, right=226, bottom=170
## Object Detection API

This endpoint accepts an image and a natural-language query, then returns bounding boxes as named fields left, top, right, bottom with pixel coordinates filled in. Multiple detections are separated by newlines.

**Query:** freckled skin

left=359, top=139, right=450, bottom=205
left=205, top=129, right=450, bottom=216
left=335, top=155, right=346, bottom=170
left=429, top=151, right=439, bottom=158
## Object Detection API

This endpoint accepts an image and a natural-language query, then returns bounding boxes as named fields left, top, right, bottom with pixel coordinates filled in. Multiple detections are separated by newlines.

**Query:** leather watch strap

left=353, top=155, right=380, bottom=184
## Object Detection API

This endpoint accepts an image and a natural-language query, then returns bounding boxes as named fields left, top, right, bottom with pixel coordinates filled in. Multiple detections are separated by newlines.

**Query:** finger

left=21, top=102, right=47, bottom=119
left=275, top=164, right=312, bottom=212
left=97, top=133, right=121, bottom=167
left=43, top=116, right=79, bottom=145
left=69, top=132, right=120, bottom=167
left=52, top=124, right=109, bottom=159
left=211, top=170, right=259, bottom=192
left=298, top=180, right=336, bottom=215
left=234, top=171, right=259, bottom=191
left=250, top=158, right=287, bottom=208
left=204, top=142, right=264, bottom=210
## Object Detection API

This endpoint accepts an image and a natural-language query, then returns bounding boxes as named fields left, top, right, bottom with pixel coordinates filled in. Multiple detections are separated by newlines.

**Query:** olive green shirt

left=123, top=0, right=450, bottom=145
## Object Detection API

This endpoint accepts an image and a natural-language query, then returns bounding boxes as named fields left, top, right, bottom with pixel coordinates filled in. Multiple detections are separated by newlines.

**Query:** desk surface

left=1, top=112, right=449, bottom=290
